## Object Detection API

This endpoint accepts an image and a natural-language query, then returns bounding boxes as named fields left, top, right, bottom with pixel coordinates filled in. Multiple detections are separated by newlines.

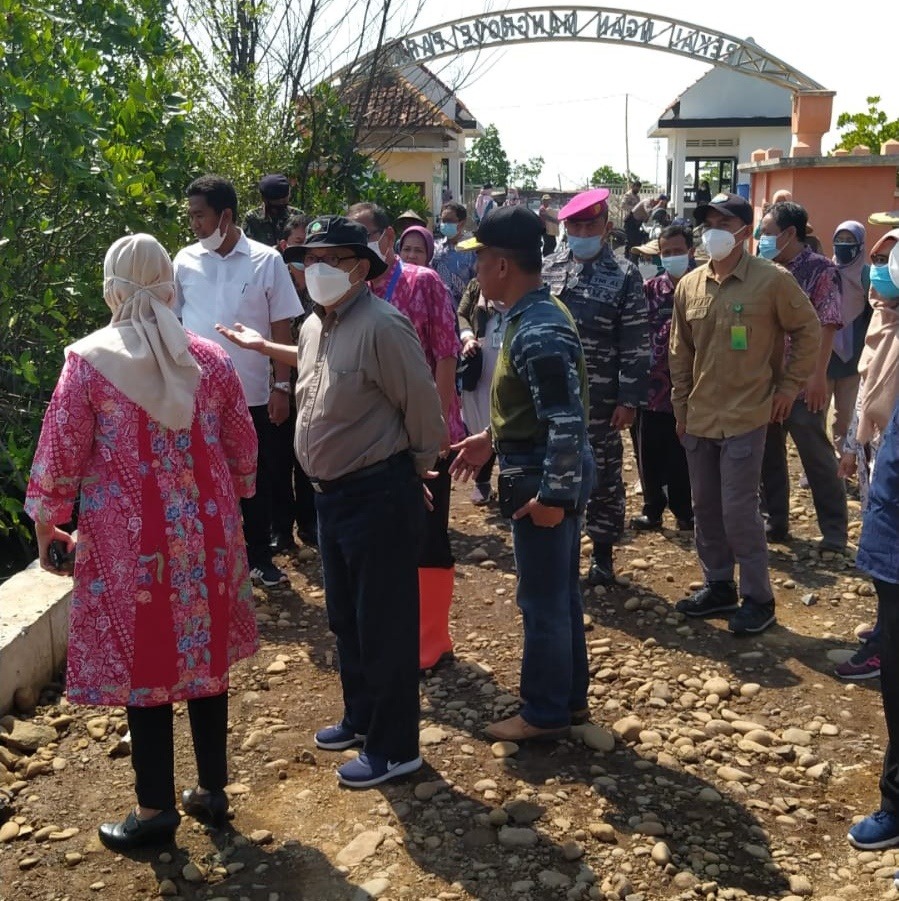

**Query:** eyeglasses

left=303, top=254, right=358, bottom=267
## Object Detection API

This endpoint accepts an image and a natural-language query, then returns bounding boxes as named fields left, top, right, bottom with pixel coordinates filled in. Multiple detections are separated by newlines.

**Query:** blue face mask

left=660, top=255, right=690, bottom=279
left=870, top=264, right=899, bottom=299
left=567, top=234, right=603, bottom=260
left=439, top=222, right=458, bottom=238
left=758, top=234, right=780, bottom=260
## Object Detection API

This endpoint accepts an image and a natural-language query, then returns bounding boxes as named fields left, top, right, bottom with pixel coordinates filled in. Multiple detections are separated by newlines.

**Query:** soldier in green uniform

left=450, top=206, right=594, bottom=742
left=242, top=174, right=302, bottom=248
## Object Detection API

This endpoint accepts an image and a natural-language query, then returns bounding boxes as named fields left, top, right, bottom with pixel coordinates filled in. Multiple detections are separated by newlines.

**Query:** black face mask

left=834, top=242, right=860, bottom=265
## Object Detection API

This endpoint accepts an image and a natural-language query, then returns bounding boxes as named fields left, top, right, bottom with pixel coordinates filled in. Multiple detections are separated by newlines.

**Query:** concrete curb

left=0, top=561, right=70, bottom=716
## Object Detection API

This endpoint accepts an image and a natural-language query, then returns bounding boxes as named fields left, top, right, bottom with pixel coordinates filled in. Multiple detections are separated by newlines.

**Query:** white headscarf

left=66, top=234, right=200, bottom=430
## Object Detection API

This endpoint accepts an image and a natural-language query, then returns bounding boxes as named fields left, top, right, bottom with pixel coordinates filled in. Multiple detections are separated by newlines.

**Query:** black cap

left=458, top=205, right=544, bottom=252
left=282, top=215, right=388, bottom=279
left=258, top=174, right=290, bottom=200
left=694, top=192, right=753, bottom=226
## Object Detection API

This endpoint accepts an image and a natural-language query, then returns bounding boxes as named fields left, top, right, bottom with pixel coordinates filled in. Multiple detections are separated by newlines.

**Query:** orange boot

left=419, top=566, right=454, bottom=670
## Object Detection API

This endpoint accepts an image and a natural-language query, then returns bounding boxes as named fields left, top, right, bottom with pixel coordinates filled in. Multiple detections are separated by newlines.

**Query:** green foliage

left=466, top=124, right=511, bottom=188
left=510, top=157, right=545, bottom=193
left=835, top=97, right=899, bottom=154
left=590, top=165, right=627, bottom=186
left=0, top=0, right=201, bottom=538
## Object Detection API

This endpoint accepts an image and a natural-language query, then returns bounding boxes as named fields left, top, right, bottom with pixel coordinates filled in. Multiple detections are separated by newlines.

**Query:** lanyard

left=384, top=259, right=403, bottom=305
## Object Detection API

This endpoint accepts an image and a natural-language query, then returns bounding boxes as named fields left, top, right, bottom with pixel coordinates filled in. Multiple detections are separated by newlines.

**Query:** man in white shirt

left=174, top=174, right=301, bottom=586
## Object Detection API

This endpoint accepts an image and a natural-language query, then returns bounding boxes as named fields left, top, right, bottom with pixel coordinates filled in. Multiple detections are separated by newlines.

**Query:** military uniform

left=543, top=241, right=649, bottom=550
left=242, top=204, right=302, bottom=248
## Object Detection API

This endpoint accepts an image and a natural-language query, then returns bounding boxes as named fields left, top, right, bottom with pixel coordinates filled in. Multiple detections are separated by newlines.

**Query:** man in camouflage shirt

left=544, top=188, right=649, bottom=586
left=450, top=206, right=594, bottom=742
left=242, top=173, right=302, bottom=247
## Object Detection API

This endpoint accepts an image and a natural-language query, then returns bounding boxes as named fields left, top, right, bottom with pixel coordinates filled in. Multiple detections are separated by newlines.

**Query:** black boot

left=674, top=581, right=739, bottom=618
left=587, top=543, right=615, bottom=586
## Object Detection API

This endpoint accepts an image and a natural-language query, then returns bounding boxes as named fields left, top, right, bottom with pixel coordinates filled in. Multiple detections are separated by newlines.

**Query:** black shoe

left=587, top=544, right=615, bottom=586
left=675, top=581, right=739, bottom=617
left=765, top=522, right=791, bottom=543
left=630, top=515, right=662, bottom=531
left=181, top=788, right=229, bottom=827
left=728, top=599, right=776, bottom=635
left=675, top=518, right=694, bottom=532
left=250, top=561, right=289, bottom=587
left=98, top=808, right=180, bottom=852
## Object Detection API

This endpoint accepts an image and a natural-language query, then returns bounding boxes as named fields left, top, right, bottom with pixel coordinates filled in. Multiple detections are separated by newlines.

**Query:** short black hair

left=282, top=212, right=311, bottom=241
left=441, top=202, right=467, bottom=223
left=186, top=175, right=238, bottom=219
left=768, top=201, right=808, bottom=242
left=659, top=224, right=693, bottom=247
left=347, top=202, right=390, bottom=231
left=493, top=246, right=542, bottom=274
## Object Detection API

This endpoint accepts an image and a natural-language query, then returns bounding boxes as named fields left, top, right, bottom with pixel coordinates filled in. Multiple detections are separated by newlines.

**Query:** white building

left=648, top=65, right=792, bottom=219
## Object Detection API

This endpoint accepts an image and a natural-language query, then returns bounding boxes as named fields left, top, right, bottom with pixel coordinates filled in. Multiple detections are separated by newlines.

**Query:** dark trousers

left=877, top=580, right=899, bottom=811
left=624, top=214, right=643, bottom=253
left=760, top=398, right=848, bottom=547
left=475, top=452, right=496, bottom=488
left=420, top=453, right=454, bottom=569
left=632, top=409, right=692, bottom=522
left=316, top=454, right=424, bottom=762
left=502, top=449, right=594, bottom=727
left=542, top=235, right=557, bottom=257
left=126, top=693, right=228, bottom=810
left=270, top=408, right=317, bottom=542
left=243, top=405, right=274, bottom=566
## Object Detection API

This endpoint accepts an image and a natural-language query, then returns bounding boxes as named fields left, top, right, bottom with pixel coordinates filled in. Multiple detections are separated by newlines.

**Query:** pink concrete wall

left=750, top=163, right=899, bottom=255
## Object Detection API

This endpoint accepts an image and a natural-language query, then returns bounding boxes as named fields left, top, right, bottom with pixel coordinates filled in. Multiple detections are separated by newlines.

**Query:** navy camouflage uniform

left=543, top=241, right=649, bottom=548
left=492, top=285, right=594, bottom=728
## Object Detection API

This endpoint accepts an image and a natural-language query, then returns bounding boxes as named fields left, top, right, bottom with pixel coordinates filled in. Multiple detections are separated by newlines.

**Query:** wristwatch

left=272, top=381, right=291, bottom=394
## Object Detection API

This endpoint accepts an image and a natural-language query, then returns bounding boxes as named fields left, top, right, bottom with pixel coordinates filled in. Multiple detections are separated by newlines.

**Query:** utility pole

left=624, top=93, right=631, bottom=181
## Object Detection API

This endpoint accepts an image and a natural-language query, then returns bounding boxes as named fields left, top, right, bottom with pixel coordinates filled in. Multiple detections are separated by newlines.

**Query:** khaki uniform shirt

left=669, top=251, right=821, bottom=439
left=294, top=287, right=445, bottom=481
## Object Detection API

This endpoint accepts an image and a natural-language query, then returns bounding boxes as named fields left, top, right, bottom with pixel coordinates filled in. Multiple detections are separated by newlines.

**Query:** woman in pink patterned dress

left=25, top=234, right=258, bottom=851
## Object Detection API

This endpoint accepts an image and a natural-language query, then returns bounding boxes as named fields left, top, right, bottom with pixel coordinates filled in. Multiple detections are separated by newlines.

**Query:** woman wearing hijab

left=398, top=224, right=435, bottom=268
left=25, top=234, right=259, bottom=850
left=834, top=231, right=899, bottom=680
left=827, top=221, right=872, bottom=455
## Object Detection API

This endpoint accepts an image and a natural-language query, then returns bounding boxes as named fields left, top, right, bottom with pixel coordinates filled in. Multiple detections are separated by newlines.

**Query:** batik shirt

left=432, top=238, right=478, bottom=309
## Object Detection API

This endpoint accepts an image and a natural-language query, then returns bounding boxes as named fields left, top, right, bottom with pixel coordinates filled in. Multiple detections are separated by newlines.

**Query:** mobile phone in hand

left=48, top=539, right=75, bottom=574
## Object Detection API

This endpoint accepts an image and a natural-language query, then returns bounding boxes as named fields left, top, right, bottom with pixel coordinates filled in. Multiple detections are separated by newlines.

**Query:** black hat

left=458, top=205, right=544, bottom=252
left=282, top=215, right=388, bottom=279
left=694, top=192, right=753, bottom=226
left=258, top=174, right=290, bottom=200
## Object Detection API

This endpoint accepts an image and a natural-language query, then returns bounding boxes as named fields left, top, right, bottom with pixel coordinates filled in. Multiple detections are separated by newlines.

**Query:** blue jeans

left=501, top=449, right=595, bottom=728
left=315, top=454, right=424, bottom=762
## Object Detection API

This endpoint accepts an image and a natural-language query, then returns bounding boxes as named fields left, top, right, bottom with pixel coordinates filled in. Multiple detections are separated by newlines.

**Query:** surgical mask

left=304, top=262, right=358, bottom=307
left=758, top=234, right=781, bottom=260
left=439, top=222, right=458, bottom=238
left=367, top=240, right=385, bottom=261
left=834, top=242, right=860, bottom=266
left=198, top=214, right=227, bottom=252
left=567, top=234, right=603, bottom=260
left=660, top=255, right=690, bottom=279
left=870, top=264, right=899, bottom=300
left=702, top=227, right=740, bottom=262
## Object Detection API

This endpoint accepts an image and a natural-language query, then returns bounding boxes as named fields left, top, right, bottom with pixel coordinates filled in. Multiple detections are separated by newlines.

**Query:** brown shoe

left=484, top=714, right=570, bottom=742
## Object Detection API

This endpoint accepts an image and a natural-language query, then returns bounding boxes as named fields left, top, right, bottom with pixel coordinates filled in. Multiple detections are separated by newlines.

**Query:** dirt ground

left=1, top=449, right=896, bottom=901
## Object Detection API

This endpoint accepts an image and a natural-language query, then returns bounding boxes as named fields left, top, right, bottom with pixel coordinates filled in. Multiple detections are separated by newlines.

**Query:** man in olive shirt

left=217, top=216, right=445, bottom=787
left=450, top=206, right=594, bottom=741
left=669, top=193, right=820, bottom=635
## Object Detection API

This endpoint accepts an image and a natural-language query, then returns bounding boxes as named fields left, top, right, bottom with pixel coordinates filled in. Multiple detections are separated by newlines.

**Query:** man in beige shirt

left=217, top=216, right=445, bottom=789
left=669, top=193, right=820, bottom=635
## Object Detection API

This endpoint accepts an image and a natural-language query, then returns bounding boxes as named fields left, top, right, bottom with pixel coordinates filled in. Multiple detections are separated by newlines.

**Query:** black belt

left=495, top=440, right=546, bottom=454
left=308, top=452, right=410, bottom=494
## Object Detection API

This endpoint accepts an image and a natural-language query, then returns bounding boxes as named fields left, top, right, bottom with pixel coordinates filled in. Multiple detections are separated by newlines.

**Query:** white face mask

left=367, top=239, right=385, bottom=261
left=198, top=213, right=227, bottom=252
left=702, top=227, right=742, bottom=262
left=305, top=262, right=359, bottom=307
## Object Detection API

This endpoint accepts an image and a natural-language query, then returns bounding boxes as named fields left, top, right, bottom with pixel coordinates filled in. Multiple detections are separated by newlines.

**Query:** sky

left=400, top=0, right=899, bottom=191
